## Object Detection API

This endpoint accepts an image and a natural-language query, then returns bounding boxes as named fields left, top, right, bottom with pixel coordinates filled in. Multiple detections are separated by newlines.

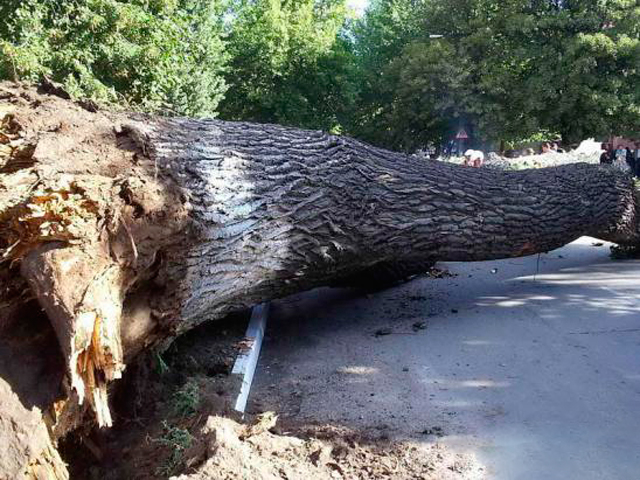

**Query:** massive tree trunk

left=1, top=84, right=639, bottom=476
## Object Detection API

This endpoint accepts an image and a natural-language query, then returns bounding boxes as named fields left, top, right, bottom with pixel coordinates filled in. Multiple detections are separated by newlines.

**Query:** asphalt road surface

left=250, top=237, right=640, bottom=480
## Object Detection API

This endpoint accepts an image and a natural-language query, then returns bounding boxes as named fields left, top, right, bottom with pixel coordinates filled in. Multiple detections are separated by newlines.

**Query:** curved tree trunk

left=126, top=117, right=637, bottom=330
left=0, top=84, right=639, bottom=475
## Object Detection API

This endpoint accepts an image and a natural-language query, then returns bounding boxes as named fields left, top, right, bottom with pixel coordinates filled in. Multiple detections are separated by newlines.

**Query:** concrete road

left=250, top=237, right=640, bottom=480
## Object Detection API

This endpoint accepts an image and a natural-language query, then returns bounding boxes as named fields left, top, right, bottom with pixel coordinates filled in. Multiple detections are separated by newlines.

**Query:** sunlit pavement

left=251, top=237, right=640, bottom=480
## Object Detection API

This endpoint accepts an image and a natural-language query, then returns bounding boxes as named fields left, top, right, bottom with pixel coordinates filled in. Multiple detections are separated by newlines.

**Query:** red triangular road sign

left=455, top=128, right=469, bottom=139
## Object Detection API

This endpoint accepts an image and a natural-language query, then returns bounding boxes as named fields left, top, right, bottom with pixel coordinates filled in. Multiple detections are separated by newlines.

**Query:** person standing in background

left=626, top=146, right=636, bottom=176
left=463, top=149, right=484, bottom=167
left=600, top=143, right=614, bottom=165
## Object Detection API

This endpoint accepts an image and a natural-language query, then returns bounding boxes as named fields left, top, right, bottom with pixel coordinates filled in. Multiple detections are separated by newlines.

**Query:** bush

left=0, top=0, right=228, bottom=116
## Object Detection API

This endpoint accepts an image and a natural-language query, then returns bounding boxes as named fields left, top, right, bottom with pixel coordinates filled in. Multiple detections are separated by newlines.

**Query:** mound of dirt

left=172, top=415, right=485, bottom=480
left=57, top=303, right=486, bottom=480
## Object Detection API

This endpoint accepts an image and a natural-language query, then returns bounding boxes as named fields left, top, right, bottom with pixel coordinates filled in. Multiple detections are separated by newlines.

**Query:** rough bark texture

left=130, top=117, right=638, bottom=333
left=0, top=83, right=639, bottom=475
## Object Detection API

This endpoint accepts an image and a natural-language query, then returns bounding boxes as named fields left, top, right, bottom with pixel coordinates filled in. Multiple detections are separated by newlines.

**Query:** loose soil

left=61, top=296, right=484, bottom=480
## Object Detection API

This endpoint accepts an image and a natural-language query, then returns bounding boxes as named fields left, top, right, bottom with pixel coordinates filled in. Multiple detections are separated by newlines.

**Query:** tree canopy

left=1, top=0, right=638, bottom=149
left=219, top=0, right=359, bottom=131
left=0, top=0, right=229, bottom=116
left=350, top=0, right=640, bottom=150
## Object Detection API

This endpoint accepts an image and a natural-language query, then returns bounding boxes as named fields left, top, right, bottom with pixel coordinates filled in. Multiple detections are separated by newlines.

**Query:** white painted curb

left=232, top=302, right=269, bottom=413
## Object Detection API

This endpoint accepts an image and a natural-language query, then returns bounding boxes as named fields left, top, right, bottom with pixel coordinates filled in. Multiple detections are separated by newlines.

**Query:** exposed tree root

left=22, top=243, right=126, bottom=428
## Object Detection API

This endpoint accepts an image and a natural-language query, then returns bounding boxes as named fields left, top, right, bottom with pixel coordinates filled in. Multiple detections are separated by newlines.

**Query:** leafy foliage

left=171, top=379, right=200, bottom=417
left=0, top=0, right=638, bottom=149
left=0, top=0, right=228, bottom=116
left=349, top=0, right=640, bottom=151
left=219, top=0, right=359, bottom=132
left=153, top=421, right=194, bottom=476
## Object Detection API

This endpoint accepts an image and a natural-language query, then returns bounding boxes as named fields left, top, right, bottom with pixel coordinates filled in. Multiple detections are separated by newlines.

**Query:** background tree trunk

left=0, top=84, right=639, bottom=474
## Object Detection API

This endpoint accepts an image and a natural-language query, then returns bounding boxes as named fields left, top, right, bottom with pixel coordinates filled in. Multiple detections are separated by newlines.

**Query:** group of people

left=600, top=142, right=640, bottom=176
left=541, top=142, right=565, bottom=154
left=462, top=142, right=564, bottom=166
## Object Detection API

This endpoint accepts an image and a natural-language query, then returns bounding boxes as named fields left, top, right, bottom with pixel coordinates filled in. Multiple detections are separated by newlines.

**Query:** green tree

left=347, top=0, right=431, bottom=148
left=529, top=6, right=640, bottom=142
left=0, top=0, right=228, bottom=116
left=349, top=0, right=640, bottom=151
left=219, top=0, right=358, bottom=132
left=355, top=39, right=469, bottom=151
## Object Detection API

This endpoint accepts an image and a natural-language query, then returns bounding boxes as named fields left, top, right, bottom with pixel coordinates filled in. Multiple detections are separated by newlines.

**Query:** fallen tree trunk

left=1, top=84, right=639, bottom=473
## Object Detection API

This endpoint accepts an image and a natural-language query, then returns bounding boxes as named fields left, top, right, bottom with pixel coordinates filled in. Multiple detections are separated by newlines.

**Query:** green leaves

left=349, top=0, right=640, bottom=151
left=0, top=0, right=637, bottom=147
left=1, top=0, right=228, bottom=117
left=218, top=0, right=357, bottom=132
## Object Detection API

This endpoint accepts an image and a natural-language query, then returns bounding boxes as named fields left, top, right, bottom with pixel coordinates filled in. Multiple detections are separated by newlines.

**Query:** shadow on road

left=250, top=238, right=640, bottom=480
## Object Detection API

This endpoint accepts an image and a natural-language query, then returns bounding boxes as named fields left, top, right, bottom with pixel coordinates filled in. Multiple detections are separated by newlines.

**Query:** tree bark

left=128, top=117, right=637, bottom=329
left=1, top=84, right=639, bottom=465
